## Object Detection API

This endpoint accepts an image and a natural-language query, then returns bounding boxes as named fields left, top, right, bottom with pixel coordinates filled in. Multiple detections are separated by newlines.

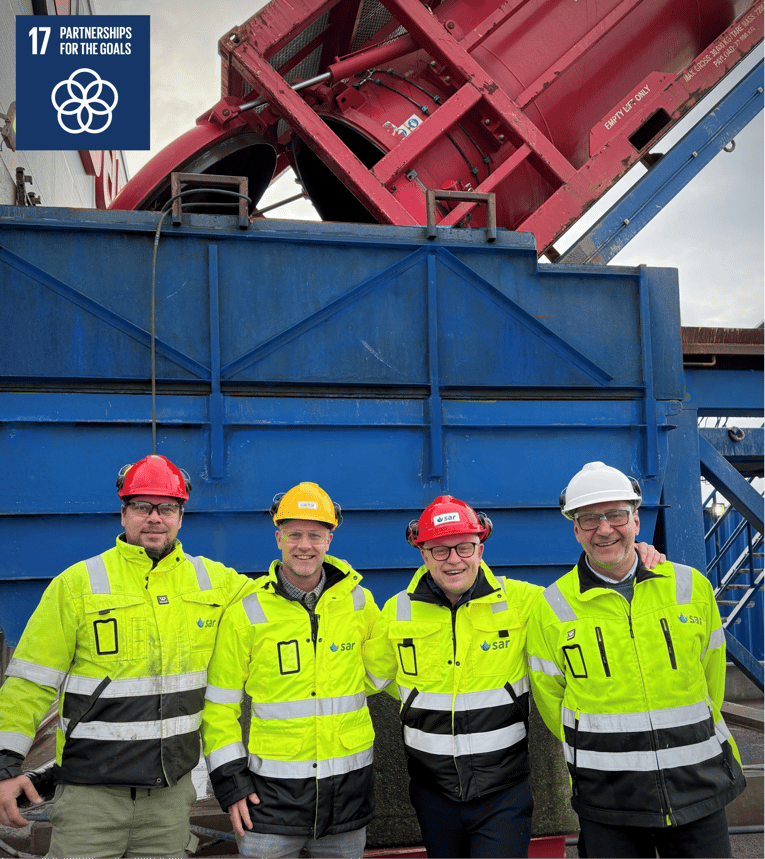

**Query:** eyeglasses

left=125, top=501, right=182, bottom=518
left=280, top=530, right=330, bottom=545
left=574, top=509, right=632, bottom=531
left=427, top=542, right=478, bottom=561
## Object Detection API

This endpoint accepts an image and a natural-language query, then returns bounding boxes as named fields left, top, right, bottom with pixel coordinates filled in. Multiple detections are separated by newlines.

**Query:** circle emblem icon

left=51, top=68, right=119, bottom=134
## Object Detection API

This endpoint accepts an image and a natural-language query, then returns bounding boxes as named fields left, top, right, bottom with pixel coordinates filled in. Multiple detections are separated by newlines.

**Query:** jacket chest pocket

left=181, top=589, right=226, bottom=653
left=468, top=611, right=523, bottom=678
left=387, top=621, right=444, bottom=680
left=83, top=594, right=148, bottom=662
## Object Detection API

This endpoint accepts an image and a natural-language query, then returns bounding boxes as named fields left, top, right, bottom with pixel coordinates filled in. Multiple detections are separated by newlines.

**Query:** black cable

left=361, top=78, right=430, bottom=115
left=446, top=132, right=479, bottom=177
left=150, top=188, right=252, bottom=452
left=458, top=122, right=492, bottom=177
left=368, top=68, right=443, bottom=105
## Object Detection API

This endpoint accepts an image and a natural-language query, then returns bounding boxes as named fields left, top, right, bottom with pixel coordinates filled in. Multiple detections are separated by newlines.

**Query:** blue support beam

left=725, top=630, right=764, bottom=691
left=700, top=427, right=764, bottom=474
left=557, top=60, right=764, bottom=264
left=663, top=405, right=707, bottom=572
left=684, top=369, right=764, bottom=417
left=699, top=434, right=764, bottom=532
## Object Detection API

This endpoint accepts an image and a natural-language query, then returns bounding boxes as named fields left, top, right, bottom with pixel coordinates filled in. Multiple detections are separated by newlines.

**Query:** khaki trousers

left=46, top=772, right=198, bottom=858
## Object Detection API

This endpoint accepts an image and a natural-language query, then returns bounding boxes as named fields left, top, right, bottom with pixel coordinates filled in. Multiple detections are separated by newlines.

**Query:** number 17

left=29, top=26, right=51, bottom=55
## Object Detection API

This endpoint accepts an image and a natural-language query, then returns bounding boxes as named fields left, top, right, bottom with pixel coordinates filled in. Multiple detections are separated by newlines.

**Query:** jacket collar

left=576, top=551, right=666, bottom=595
left=409, top=561, right=500, bottom=607
left=115, top=533, right=184, bottom=570
left=264, top=554, right=359, bottom=600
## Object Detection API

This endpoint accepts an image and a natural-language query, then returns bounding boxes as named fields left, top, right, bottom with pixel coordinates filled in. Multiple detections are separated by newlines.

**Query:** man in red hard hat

left=0, top=454, right=251, bottom=858
left=364, top=494, right=664, bottom=858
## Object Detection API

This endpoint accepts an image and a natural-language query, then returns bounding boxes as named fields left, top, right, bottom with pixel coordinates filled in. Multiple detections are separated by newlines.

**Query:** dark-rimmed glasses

left=125, top=501, right=182, bottom=519
left=427, top=542, right=478, bottom=561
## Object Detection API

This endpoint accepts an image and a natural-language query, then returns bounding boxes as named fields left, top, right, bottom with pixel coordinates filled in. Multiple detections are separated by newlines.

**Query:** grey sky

left=96, top=0, right=764, bottom=329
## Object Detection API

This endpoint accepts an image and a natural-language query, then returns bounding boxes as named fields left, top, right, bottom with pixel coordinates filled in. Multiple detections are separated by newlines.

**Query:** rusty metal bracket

left=170, top=172, right=249, bottom=228
left=426, top=189, right=497, bottom=242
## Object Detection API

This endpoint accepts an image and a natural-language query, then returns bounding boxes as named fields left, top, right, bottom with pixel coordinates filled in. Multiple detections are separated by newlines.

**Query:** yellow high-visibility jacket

left=201, top=556, right=379, bottom=837
left=527, top=555, right=746, bottom=827
left=0, top=537, right=249, bottom=787
left=363, top=562, right=542, bottom=801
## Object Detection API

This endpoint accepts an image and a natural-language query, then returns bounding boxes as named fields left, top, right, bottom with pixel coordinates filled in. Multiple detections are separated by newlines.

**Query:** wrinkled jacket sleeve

left=526, top=594, right=566, bottom=741
left=358, top=587, right=384, bottom=697
left=0, top=573, right=79, bottom=778
left=362, top=598, right=400, bottom=699
left=222, top=567, right=258, bottom=609
left=699, top=573, right=727, bottom=711
left=201, top=599, right=256, bottom=811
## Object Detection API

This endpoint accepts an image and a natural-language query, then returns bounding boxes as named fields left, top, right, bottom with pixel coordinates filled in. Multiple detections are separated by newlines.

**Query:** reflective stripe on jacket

left=527, top=555, right=746, bottom=827
left=364, top=562, right=542, bottom=801
left=0, top=537, right=248, bottom=787
left=201, top=556, right=379, bottom=837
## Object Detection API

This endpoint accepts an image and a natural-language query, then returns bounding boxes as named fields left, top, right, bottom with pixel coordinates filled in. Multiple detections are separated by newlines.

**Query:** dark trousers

left=577, top=809, right=732, bottom=858
left=409, top=779, right=533, bottom=858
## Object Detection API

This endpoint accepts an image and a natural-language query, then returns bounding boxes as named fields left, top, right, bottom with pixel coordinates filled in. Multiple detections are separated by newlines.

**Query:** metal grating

left=284, top=44, right=325, bottom=86
left=351, top=0, right=406, bottom=50
left=269, top=12, right=330, bottom=79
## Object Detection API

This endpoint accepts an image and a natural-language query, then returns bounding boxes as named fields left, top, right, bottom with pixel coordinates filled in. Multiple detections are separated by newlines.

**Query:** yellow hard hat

left=270, top=482, right=341, bottom=530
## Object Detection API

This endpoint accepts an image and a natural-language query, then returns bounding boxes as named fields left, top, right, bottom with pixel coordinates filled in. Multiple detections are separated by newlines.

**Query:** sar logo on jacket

left=480, top=640, right=510, bottom=651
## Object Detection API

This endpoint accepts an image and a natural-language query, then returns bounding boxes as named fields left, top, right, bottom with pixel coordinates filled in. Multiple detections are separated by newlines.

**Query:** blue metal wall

left=0, top=207, right=685, bottom=645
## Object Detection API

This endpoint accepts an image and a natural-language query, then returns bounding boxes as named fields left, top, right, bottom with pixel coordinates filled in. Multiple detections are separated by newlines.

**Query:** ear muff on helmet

left=332, top=502, right=343, bottom=528
left=476, top=511, right=493, bottom=542
left=405, top=520, right=419, bottom=548
left=269, top=493, right=285, bottom=521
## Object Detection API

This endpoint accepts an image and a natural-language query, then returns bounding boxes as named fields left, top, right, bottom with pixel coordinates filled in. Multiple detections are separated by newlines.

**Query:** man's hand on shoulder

left=0, top=774, right=41, bottom=828
left=635, top=541, right=666, bottom=570
left=228, top=791, right=260, bottom=837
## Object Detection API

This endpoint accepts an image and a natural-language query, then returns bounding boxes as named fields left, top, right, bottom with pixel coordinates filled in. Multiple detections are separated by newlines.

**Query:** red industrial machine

left=112, top=0, right=763, bottom=256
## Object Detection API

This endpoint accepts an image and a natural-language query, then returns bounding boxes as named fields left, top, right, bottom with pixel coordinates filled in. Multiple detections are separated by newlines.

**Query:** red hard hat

left=406, top=495, right=492, bottom=547
left=116, top=455, right=191, bottom=502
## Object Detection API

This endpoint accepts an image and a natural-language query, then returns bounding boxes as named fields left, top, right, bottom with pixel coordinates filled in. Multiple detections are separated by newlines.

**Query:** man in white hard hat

left=201, top=482, right=379, bottom=859
left=527, top=462, right=746, bottom=858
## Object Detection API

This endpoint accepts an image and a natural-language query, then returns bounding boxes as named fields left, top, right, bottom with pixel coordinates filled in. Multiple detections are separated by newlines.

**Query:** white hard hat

left=559, top=461, right=642, bottom=520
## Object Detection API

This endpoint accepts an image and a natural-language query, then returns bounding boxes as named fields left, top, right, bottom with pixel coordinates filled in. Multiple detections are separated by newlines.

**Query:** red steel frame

left=215, top=1, right=763, bottom=255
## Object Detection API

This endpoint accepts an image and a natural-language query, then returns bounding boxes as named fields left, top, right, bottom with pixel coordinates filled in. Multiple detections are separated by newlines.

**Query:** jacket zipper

left=627, top=597, right=676, bottom=824
left=594, top=626, right=611, bottom=677
left=301, top=600, right=319, bottom=653
left=572, top=710, right=580, bottom=796
left=660, top=618, right=677, bottom=669
left=450, top=604, right=463, bottom=799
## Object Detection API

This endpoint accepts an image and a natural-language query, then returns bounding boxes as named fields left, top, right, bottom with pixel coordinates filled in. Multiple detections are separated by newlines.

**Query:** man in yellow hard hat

left=201, top=482, right=379, bottom=859
left=0, top=454, right=252, bottom=857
